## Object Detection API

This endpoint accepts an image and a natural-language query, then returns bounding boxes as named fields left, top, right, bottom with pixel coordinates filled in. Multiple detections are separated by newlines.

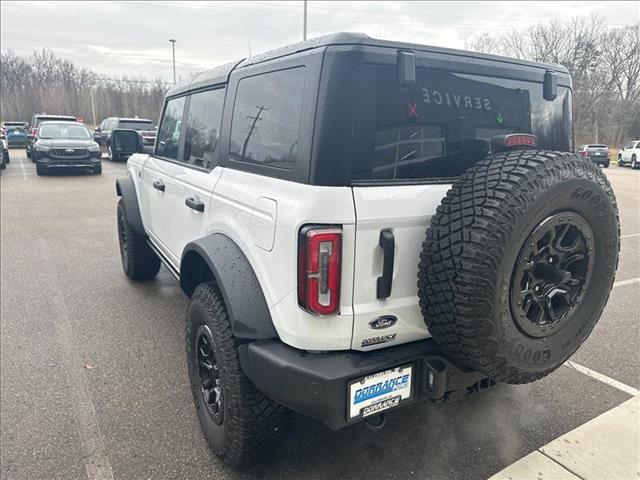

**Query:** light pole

left=303, top=0, right=307, bottom=41
left=169, top=38, right=176, bottom=84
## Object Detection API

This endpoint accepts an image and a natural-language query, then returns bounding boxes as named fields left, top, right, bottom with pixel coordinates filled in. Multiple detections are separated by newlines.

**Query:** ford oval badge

left=369, top=315, right=397, bottom=330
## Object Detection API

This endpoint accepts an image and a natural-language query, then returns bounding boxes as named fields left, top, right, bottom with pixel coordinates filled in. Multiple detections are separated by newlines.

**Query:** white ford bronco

left=113, top=33, right=620, bottom=467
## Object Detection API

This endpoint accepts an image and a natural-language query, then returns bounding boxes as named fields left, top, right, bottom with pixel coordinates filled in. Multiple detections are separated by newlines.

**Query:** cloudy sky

left=2, top=1, right=639, bottom=82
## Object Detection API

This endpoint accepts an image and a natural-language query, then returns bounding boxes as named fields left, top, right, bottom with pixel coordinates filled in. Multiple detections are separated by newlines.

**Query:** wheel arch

left=180, top=234, right=278, bottom=340
left=115, top=175, right=145, bottom=236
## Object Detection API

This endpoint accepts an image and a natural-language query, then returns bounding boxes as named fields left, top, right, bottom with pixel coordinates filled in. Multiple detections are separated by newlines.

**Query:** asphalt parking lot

left=1, top=149, right=638, bottom=480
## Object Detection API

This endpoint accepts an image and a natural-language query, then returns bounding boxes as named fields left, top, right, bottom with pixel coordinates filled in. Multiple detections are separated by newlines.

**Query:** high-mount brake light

left=298, top=226, right=342, bottom=316
left=491, top=133, right=537, bottom=152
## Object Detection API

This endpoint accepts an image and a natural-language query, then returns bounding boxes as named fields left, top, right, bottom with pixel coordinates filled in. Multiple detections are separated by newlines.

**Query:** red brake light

left=31, top=128, right=37, bottom=136
left=298, top=226, right=342, bottom=316
left=504, top=134, right=537, bottom=147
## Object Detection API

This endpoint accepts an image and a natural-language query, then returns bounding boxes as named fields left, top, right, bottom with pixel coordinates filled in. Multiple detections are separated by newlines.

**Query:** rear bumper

left=6, top=137, right=26, bottom=145
left=589, top=156, right=609, bottom=164
left=239, top=338, right=493, bottom=430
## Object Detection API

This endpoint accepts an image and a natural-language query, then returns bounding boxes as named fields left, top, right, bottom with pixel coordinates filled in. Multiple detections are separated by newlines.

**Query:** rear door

left=349, top=61, right=574, bottom=351
left=161, top=87, right=226, bottom=265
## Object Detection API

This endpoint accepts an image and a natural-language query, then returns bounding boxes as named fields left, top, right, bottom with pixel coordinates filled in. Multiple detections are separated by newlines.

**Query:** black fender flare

left=181, top=234, right=278, bottom=340
left=115, top=175, right=145, bottom=236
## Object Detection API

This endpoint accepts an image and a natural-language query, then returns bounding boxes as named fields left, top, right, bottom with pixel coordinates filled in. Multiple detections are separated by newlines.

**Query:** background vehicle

left=26, top=114, right=77, bottom=160
left=618, top=140, right=640, bottom=168
left=577, top=143, right=610, bottom=167
left=0, top=133, right=8, bottom=171
left=1, top=121, right=28, bottom=147
left=33, top=121, right=102, bottom=175
left=94, top=117, right=156, bottom=161
left=114, top=33, right=619, bottom=467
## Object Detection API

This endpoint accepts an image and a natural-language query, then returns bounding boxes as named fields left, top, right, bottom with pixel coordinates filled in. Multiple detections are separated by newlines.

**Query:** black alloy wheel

left=510, top=212, right=594, bottom=338
left=195, top=325, right=223, bottom=425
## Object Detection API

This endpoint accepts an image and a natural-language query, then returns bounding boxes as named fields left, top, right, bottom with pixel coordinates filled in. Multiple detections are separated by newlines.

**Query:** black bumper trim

left=239, top=338, right=493, bottom=430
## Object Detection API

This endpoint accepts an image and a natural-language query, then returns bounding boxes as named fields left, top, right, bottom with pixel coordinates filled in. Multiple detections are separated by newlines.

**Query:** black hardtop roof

left=2, top=121, right=28, bottom=125
left=167, top=32, right=569, bottom=96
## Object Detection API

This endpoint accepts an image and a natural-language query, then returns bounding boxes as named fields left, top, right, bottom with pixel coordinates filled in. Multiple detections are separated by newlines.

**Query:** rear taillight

left=298, top=226, right=342, bottom=316
left=31, top=128, right=37, bottom=136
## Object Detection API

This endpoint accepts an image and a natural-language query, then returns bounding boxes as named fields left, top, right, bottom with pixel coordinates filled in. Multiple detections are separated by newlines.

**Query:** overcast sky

left=2, top=1, right=639, bottom=82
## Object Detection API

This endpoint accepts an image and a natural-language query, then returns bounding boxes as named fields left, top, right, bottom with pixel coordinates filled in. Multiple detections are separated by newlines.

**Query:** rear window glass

left=183, top=88, right=225, bottom=169
left=229, top=67, right=305, bottom=170
left=351, top=65, right=573, bottom=182
left=119, top=121, right=154, bottom=130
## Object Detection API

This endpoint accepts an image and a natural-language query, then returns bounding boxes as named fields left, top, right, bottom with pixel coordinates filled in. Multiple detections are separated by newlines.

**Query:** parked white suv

left=113, top=33, right=620, bottom=467
left=618, top=140, right=640, bottom=168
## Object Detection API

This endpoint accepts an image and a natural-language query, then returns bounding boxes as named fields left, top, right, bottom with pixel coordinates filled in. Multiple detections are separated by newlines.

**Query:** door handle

left=185, top=197, right=205, bottom=212
left=153, top=180, right=165, bottom=192
left=376, top=229, right=395, bottom=299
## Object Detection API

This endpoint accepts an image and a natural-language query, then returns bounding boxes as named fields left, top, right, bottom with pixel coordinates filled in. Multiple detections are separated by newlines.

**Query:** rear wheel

left=117, top=199, right=160, bottom=280
left=603, top=160, right=609, bottom=168
left=418, top=150, right=619, bottom=384
left=632, top=155, right=637, bottom=169
left=186, top=282, right=290, bottom=468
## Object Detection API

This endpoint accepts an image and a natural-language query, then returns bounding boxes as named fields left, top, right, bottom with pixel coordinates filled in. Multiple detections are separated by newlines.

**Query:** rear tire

left=186, top=282, right=290, bottom=468
left=418, top=150, right=619, bottom=384
left=117, top=199, right=160, bottom=280
left=632, top=155, right=637, bottom=169
left=603, top=160, right=609, bottom=168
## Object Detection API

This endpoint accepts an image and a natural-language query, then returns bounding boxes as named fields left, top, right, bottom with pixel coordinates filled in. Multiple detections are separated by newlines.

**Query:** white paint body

left=130, top=153, right=450, bottom=351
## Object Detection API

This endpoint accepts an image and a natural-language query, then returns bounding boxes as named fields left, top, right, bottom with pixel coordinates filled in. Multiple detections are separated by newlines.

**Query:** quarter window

left=156, top=96, right=186, bottom=160
left=183, top=88, right=225, bottom=169
left=230, top=67, right=305, bottom=170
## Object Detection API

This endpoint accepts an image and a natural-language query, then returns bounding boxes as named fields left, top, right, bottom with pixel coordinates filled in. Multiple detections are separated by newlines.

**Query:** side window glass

left=230, top=67, right=305, bottom=170
left=183, top=88, right=225, bottom=169
left=156, top=96, right=186, bottom=160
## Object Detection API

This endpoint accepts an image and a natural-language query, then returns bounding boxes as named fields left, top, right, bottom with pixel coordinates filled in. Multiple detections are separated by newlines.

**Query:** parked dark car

left=577, top=144, right=610, bottom=167
left=26, top=114, right=77, bottom=160
left=94, top=117, right=156, bottom=161
left=0, top=132, right=9, bottom=172
left=1, top=121, right=28, bottom=147
left=33, top=121, right=102, bottom=175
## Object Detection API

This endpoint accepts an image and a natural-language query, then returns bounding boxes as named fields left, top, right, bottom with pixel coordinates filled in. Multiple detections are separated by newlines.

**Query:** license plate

left=595, top=152, right=602, bottom=155
left=348, top=364, right=412, bottom=419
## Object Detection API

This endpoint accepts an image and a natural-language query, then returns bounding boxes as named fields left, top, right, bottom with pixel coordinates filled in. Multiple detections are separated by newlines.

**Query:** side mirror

left=94, top=127, right=101, bottom=134
left=111, top=128, right=145, bottom=158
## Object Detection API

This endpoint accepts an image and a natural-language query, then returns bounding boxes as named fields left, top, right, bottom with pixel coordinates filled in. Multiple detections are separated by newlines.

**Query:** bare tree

left=466, top=16, right=640, bottom=146
left=0, top=49, right=170, bottom=125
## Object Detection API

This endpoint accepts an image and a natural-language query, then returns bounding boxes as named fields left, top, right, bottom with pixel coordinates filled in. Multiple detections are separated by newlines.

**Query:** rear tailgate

left=351, top=184, right=449, bottom=350
left=587, top=146, right=608, bottom=158
left=347, top=54, right=572, bottom=351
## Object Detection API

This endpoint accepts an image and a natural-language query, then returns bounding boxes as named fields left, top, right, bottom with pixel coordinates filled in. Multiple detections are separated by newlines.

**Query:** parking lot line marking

left=620, top=232, right=640, bottom=239
left=613, top=277, right=640, bottom=288
left=565, top=361, right=639, bottom=396
left=18, top=155, right=27, bottom=180
left=38, top=240, right=115, bottom=480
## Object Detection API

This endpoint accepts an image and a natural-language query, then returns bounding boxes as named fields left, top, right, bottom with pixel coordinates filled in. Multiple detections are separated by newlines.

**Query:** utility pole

left=169, top=38, right=177, bottom=84
left=90, top=87, right=97, bottom=127
left=242, top=105, right=267, bottom=159
left=303, top=0, right=307, bottom=41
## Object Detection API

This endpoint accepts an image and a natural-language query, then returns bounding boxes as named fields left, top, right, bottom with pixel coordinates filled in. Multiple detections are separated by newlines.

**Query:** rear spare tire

left=418, top=150, right=619, bottom=384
